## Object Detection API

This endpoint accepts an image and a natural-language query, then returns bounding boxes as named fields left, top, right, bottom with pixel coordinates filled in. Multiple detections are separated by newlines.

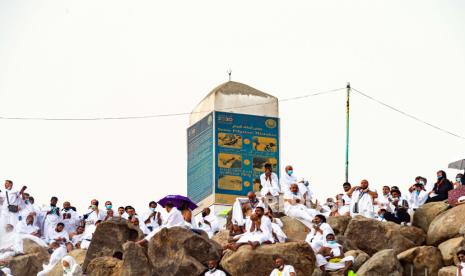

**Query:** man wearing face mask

left=407, top=182, right=428, bottom=211
left=204, top=259, right=226, bottom=276
left=454, top=173, right=464, bottom=189
left=315, top=233, right=354, bottom=275
left=198, top=207, right=219, bottom=238
left=84, top=199, right=105, bottom=227
left=269, top=256, right=296, bottom=276
left=281, top=165, right=314, bottom=204
left=425, top=170, right=453, bottom=203
left=143, top=201, right=162, bottom=232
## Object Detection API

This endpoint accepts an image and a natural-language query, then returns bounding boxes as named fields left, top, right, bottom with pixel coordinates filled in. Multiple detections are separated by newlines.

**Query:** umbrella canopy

left=448, top=159, right=465, bottom=170
left=158, top=195, right=198, bottom=210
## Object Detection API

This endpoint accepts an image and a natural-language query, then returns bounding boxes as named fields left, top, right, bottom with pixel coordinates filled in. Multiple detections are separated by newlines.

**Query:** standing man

left=143, top=201, right=162, bottom=232
left=61, top=201, right=79, bottom=233
left=84, top=199, right=105, bottom=227
left=43, top=196, right=61, bottom=240
left=348, top=180, right=378, bottom=218
left=260, top=163, right=280, bottom=197
left=342, top=182, right=352, bottom=208
left=0, top=180, right=26, bottom=228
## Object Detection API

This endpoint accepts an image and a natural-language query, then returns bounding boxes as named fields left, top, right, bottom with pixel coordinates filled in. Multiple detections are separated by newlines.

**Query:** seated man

left=231, top=191, right=265, bottom=227
left=270, top=256, right=296, bottom=276
left=265, top=207, right=287, bottom=243
left=384, top=189, right=410, bottom=224
left=0, top=224, right=23, bottom=261
left=137, top=201, right=185, bottom=245
left=69, top=225, right=85, bottom=249
left=316, top=233, right=354, bottom=275
left=225, top=207, right=273, bottom=251
left=47, top=222, right=72, bottom=252
left=129, top=217, right=151, bottom=235
left=407, top=182, right=428, bottom=211
left=284, top=184, right=319, bottom=224
left=198, top=208, right=220, bottom=238
left=305, top=215, right=334, bottom=252
left=15, top=214, right=40, bottom=237
left=260, top=163, right=280, bottom=197
left=204, top=259, right=226, bottom=276
left=329, top=198, right=350, bottom=217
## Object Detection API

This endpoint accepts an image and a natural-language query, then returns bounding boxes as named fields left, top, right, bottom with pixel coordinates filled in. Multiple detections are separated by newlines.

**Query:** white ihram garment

left=231, top=197, right=265, bottom=226
left=0, top=189, right=21, bottom=228
left=260, top=173, right=280, bottom=196
left=349, top=190, right=375, bottom=218
left=284, top=191, right=318, bottom=223
left=198, top=214, right=220, bottom=238
left=144, top=208, right=186, bottom=241
left=315, top=242, right=354, bottom=270
left=236, top=216, right=274, bottom=244
left=305, top=222, right=334, bottom=252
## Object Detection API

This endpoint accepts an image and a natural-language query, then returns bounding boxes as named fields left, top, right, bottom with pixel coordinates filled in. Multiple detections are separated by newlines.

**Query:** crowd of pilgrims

left=0, top=163, right=464, bottom=276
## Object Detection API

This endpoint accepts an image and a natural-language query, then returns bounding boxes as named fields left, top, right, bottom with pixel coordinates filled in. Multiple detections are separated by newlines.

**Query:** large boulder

left=82, top=220, right=144, bottom=271
left=48, top=249, right=87, bottom=276
left=9, top=239, right=50, bottom=276
left=8, top=254, right=44, bottom=276
left=427, top=204, right=465, bottom=245
left=212, top=229, right=230, bottom=248
left=327, top=216, right=351, bottom=236
left=220, top=242, right=315, bottom=276
left=86, top=256, right=123, bottom=276
left=281, top=216, right=309, bottom=241
left=438, top=266, right=458, bottom=276
left=344, top=216, right=420, bottom=255
left=397, top=246, right=443, bottom=276
left=148, top=227, right=222, bottom=276
left=121, top=241, right=151, bottom=276
left=344, top=250, right=370, bottom=272
left=22, top=238, right=49, bottom=264
left=412, top=201, right=449, bottom=233
left=438, top=237, right=465, bottom=266
left=398, top=224, right=426, bottom=245
left=357, top=249, right=403, bottom=276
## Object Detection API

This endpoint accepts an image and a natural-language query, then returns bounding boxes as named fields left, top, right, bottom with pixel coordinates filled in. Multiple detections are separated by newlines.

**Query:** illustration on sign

left=215, top=111, right=280, bottom=204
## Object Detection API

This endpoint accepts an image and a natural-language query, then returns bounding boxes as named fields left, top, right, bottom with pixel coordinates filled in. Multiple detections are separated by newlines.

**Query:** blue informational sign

left=187, top=113, right=214, bottom=204
left=214, top=111, right=280, bottom=204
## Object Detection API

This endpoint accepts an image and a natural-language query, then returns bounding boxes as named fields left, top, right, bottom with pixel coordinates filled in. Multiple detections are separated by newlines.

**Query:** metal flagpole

left=345, top=82, right=351, bottom=183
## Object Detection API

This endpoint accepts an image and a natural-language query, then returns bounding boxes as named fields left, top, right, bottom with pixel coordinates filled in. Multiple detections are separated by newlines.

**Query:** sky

left=1, top=0, right=464, bottom=213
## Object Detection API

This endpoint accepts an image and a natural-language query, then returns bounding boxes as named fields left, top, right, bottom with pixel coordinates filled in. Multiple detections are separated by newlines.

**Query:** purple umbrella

left=158, top=195, right=198, bottom=210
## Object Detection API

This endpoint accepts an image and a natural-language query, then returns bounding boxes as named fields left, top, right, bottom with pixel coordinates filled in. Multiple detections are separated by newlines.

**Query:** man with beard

left=197, top=207, right=219, bottom=238
left=348, top=180, right=378, bottom=218
left=269, top=256, right=296, bottom=276
left=204, top=259, right=226, bottom=276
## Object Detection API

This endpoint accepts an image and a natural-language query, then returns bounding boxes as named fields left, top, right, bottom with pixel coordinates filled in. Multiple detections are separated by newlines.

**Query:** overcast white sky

left=1, top=0, right=464, bottom=213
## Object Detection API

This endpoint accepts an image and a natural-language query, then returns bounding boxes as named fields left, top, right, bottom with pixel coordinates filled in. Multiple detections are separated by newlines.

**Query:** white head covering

left=1, top=267, right=12, bottom=276
left=62, top=255, right=80, bottom=275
